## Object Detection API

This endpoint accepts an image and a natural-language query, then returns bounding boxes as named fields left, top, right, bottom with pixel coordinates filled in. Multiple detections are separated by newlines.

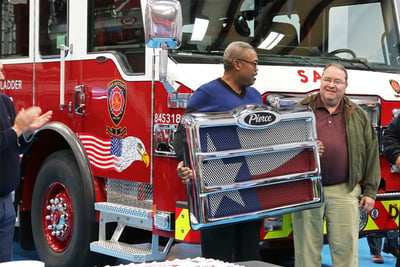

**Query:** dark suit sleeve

left=173, top=123, right=185, bottom=162
left=0, top=95, right=34, bottom=155
left=383, top=114, right=400, bottom=164
left=0, top=95, right=19, bottom=153
left=173, top=107, right=197, bottom=162
left=18, top=134, right=35, bottom=154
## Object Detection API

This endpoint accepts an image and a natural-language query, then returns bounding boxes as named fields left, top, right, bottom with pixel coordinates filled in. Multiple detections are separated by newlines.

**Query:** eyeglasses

left=236, top=58, right=258, bottom=68
left=322, top=77, right=346, bottom=86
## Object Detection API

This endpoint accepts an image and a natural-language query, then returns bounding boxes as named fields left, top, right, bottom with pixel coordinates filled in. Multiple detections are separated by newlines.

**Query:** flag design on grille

left=204, top=156, right=314, bottom=219
left=198, top=125, right=316, bottom=220
left=78, top=133, right=149, bottom=172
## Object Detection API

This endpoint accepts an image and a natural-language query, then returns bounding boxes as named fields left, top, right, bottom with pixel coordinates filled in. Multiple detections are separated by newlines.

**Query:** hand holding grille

left=177, top=161, right=192, bottom=184
left=317, top=140, right=324, bottom=156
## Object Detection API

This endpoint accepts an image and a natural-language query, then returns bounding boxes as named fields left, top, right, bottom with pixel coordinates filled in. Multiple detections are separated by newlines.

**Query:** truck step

left=92, top=203, right=174, bottom=262
left=95, top=202, right=153, bottom=219
left=91, top=236, right=174, bottom=263
left=95, top=202, right=153, bottom=231
left=90, top=240, right=152, bottom=262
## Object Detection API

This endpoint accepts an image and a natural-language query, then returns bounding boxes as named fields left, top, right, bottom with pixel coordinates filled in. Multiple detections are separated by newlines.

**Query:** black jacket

left=0, top=94, right=31, bottom=196
left=383, top=114, right=400, bottom=165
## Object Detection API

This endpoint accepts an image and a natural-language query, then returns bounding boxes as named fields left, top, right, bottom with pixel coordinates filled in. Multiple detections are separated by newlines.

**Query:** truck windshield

left=175, top=0, right=400, bottom=71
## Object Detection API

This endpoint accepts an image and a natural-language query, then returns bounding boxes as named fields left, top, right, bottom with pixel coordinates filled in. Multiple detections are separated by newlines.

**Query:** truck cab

left=1, top=0, right=400, bottom=266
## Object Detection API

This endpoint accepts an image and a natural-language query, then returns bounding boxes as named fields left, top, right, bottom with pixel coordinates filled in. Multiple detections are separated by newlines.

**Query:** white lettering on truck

left=0, top=80, right=23, bottom=90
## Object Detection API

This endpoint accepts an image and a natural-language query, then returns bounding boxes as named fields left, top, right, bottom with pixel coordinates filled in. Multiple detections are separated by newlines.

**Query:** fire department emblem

left=108, top=80, right=127, bottom=126
left=390, top=79, right=400, bottom=96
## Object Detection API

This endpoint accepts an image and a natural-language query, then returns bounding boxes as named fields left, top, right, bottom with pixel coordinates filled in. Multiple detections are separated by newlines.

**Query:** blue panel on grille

left=200, top=126, right=240, bottom=152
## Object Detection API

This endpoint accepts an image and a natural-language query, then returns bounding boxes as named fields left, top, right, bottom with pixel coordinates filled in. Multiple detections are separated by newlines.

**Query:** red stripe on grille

left=256, top=179, right=314, bottom=210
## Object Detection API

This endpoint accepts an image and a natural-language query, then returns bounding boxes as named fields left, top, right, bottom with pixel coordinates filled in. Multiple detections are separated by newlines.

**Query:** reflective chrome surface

left=182, top=104, right=323, bottom=230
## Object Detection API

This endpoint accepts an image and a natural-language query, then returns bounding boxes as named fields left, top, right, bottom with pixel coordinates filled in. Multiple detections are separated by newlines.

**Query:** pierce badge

left=238, top=111, right=279, bottom=128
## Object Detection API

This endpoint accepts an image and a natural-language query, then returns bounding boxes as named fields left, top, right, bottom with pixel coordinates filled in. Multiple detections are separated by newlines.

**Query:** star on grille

left=203, top=159, right=246, bottom=217
left=209, top=190, right=246, bottom=217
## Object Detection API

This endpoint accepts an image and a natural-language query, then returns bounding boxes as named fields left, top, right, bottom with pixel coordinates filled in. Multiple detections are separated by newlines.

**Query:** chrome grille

left=182, top=104, right=323, bottom=230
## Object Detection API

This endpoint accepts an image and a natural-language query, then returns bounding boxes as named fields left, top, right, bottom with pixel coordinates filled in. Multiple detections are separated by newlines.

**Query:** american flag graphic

left=78, top=133, right=148, bottom=172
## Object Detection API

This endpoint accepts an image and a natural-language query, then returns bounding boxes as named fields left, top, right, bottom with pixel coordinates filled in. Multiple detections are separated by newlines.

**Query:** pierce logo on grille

left=239, top=111, right=278, bottom=128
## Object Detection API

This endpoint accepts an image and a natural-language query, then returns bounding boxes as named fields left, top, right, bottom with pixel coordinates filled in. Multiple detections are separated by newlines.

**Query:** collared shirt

left=315, top=95, right=349, bottom=185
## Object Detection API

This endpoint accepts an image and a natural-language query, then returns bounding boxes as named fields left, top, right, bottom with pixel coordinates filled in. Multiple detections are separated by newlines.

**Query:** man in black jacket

left=0, top=62, right=52, bottom=262
left=382, top=113, right=400, bottom=267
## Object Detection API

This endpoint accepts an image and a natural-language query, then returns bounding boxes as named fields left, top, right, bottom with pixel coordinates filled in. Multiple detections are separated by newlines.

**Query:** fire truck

left=1, top=0, right=400, bottom=266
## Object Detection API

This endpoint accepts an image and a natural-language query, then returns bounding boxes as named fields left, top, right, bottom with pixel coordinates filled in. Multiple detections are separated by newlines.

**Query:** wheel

left=31, top=150, right=100, bottom=267
left=328, top=48, right=357, bottom=58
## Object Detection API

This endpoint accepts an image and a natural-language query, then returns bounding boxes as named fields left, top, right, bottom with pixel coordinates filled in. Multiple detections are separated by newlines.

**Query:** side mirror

left=145, top=0, right=182, bottom=90
left=145, top=0, right=182, bottom=49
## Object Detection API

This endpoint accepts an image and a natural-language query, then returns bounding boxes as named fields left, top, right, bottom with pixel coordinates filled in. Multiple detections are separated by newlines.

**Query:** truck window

left=0, top=0, right=29, bottom=58
left=328, top=3, right=387, bottom=63
left=175, top=0, right=400, bottom=72
left=39, top=0, right=68, bottom=56
left=87, top=0, right=145, bottom=74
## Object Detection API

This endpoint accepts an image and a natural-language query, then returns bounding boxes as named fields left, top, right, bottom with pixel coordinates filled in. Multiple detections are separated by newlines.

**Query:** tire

left=31, top=150, right=99, bottom=267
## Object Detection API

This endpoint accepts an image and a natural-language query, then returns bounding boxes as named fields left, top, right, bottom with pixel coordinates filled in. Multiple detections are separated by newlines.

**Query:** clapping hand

left=29, top=110, right=53, bottom=130
left=13, top=107, right=53, bottom=137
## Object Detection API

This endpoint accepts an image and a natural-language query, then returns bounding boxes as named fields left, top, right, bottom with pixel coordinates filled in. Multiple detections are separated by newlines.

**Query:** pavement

left=11, top=237, right=397, bottom=266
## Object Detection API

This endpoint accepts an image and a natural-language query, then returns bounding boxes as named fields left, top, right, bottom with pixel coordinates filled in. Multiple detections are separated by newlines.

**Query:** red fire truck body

left=1, top=0, right=400, bottom=266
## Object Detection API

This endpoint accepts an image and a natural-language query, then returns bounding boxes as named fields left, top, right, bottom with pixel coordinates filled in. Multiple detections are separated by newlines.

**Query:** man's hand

left=395, top=156, right=400, bottom=170
left=13, top=107, right=42, bottom=137
left=177, top=161, right=192, bottom=184
left=317, top=140, right=325, bottom=156
left=29, top=110, right=53, bottom=130
left=13, top=107, right=52, bottom=137
left=359, top=196, right=375, bottom=214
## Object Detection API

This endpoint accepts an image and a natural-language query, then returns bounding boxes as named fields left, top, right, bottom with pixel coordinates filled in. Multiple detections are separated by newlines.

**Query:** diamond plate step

left=95, top=202, right=153, bottom=231
left=95, top=202, right=153, bottom=219
left=92, top=202, right=174, bottom=262
left=90, top=240, right=152, bottom=262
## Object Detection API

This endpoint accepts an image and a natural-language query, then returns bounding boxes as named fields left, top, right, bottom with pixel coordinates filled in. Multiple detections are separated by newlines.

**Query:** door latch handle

left=74, top=85, right=86, bottom=115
